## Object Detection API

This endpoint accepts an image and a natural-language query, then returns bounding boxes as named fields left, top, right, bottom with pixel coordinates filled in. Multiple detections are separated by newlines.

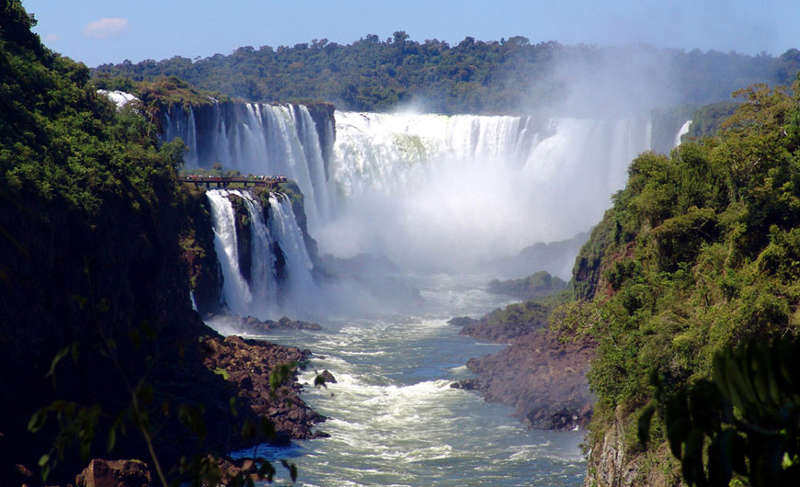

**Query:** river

left=217, top=274, right=586, bottom=486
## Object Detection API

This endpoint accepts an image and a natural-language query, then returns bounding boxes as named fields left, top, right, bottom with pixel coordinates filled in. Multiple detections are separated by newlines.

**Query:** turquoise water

left=226, top=275, right=586, bottom=486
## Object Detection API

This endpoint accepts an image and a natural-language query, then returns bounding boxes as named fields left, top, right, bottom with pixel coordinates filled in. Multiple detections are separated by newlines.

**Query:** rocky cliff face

left=179, top=187, right=224, bottom=314
left=583, top=408, right=680, bottom=487
left=450, top=299, right=595, bottom=432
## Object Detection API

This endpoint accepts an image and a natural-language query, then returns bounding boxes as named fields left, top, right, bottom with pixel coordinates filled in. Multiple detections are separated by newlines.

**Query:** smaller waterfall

left=164, top=102, right=332, bottom=230
left=236, top=190, right=280, bottom=313
left=205, top=188, right=316, bottom=318
left=268, top=193, right=317, bottom=304
left=207, top=190, right=253, bottom=312
left=674, top=120, right=692, bottom=148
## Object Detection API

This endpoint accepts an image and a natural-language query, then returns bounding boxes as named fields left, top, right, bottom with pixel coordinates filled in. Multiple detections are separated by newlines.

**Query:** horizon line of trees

left=92, top=32, right=800, bottom=115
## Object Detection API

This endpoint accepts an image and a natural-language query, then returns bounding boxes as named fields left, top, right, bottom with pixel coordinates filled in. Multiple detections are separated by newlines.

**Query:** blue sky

left=22, top=0, right=799, bottom=67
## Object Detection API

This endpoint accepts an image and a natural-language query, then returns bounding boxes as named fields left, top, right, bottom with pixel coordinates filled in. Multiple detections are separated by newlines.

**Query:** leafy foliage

left=0, top=2, right=303, bottom=484
left=640, top=338, right=800, bottom=487
left=92, top=34, right=795, bottom=114
left=574, top=78, right=800, bottom=485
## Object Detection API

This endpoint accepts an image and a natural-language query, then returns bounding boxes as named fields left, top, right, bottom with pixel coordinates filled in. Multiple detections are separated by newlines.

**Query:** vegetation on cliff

left=0, top=2, right=315, bottom=484
left=570, top=79, right=800, bottom=485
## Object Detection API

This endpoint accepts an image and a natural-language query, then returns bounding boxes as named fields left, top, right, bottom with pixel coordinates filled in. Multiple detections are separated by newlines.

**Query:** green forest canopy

left=93, top=33, right=800, bottom=114
left=563, top=79, right=800, bottom=485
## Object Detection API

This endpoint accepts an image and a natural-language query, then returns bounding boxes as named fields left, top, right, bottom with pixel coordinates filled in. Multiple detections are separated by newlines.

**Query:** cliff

left=450, top=292, right=594, bottom=431
left=0, top=5, right=323, bottom=483
left=577, top=82, right=800, bottom=486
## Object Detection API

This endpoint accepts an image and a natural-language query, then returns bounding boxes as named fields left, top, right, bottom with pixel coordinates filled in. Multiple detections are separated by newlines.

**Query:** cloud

left=83, top=18, right=128, bottom=39
left=44, top=33, right=59, bottom=42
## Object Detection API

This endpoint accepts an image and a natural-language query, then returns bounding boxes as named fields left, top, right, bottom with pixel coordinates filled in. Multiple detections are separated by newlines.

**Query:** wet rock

left=202, top=335, right=327, bottom=440
left=450, top=378, right=482, bottom=390
left=75, top=459, right=151, bottom=487
left=239, top=315, right=323, bottom=332
left=465, top=331, right=595, bottom=431
left=319, top=369, right=337, bottom=384
left=453, top=303, right=595, bottom=431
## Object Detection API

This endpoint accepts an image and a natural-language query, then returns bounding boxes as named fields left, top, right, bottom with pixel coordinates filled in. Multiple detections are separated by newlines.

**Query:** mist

left=307, top=46, right=701, bottom=282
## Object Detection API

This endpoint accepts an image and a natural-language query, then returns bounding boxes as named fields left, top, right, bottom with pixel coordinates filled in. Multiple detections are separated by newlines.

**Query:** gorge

left=10, top=2, right=799, bottom=482
left=155, top=95, right=694, bottom=485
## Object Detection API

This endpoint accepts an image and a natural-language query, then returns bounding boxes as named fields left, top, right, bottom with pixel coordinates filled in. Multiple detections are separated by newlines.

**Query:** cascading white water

left=206, top=189, right=253, bottom=312
left=267, top=193, right=317, bottom=305
left=184, top=104, right=653, bottom=277
left=206, top=188, right=317, bottom=318
left=320, top=111, right=652, bottom=272
left=236, top=190, right=280, bottom=315
left=165, top=103, right=330, bottom=229
left=330, top=112, right=536, bottom=199
left=674, top=119, right=692, bottom=148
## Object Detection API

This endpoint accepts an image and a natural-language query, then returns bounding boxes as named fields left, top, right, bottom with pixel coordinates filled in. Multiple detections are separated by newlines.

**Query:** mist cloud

left=83, top=18, right=128, bottom=39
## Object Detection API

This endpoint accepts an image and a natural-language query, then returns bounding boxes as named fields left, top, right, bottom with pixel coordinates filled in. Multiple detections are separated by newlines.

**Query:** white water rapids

left=173, top=104, right=657, bottom=485
left=221, top=275, right=585, bottom=486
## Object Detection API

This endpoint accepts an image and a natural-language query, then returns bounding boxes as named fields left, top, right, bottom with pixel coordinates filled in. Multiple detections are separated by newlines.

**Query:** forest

left=94, top=32, right=800, bottom=114
left=567, top=81, right=800, bottom=485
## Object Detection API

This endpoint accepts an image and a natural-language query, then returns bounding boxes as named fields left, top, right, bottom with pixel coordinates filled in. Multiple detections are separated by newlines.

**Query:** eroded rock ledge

left=201, top=335, right=327, bottom=442
left=450, top=311, right=595, bottom=431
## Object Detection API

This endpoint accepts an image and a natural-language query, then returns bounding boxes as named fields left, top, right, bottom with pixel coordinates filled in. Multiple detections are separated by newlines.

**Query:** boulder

left=319, top=369, right=337, bottom=384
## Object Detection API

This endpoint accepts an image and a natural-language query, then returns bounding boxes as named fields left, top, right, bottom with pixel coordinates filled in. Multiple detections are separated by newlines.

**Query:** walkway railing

left=179, top=175, right=288, bottom=188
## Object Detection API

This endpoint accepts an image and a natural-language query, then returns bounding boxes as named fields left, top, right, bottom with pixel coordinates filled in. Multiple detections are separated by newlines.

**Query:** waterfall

left=320, top=112, right=652, bottom=271
left=164, top=102, right=330, bottom=229
left=185, top=104, right=653, bottom=275
left=205, top=188, right=315, bottom=317
left=674, top=120, right=692, bottom=148
left=236, top=190, right=280, bottom=314
left=206, top=190, right=253, bottom=313
left=267, top=193, right=317, bottom=304
left=330, top=112, right=538, bottom=199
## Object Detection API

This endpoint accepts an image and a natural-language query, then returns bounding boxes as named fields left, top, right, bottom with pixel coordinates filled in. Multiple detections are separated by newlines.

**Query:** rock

left=319, top=369, right=337, bottom=384
left=460, top=325, right=595, bottom=431
left=75, top=459, right=151, bottom=487
left=447, top=316, right=479, bottom=328
left=202, top=335, right=327, bottom=441
left=238, top=315, right=323, bottom=333
left=450, top=378, right=482, bottom=390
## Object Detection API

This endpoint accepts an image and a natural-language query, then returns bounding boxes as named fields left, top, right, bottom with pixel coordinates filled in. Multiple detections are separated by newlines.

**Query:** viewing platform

left=179, top=175, right=288, bottom=188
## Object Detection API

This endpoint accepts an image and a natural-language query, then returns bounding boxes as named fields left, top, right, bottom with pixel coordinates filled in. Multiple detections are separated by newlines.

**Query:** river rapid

left=214, top=274, right=586, bottom=486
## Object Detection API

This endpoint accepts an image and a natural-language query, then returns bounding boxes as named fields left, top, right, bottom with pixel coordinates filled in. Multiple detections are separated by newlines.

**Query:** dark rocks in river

left=239, top=315, right=323, bottom=332
left=463, top=330, right=595, bottom=431
left=452, top=303, right=594, bottom=431
left=450, top=378, right=481, bottom=391
left=201, top=335, right=327, bottom=441
left=319, top=369, right=337, bottom=384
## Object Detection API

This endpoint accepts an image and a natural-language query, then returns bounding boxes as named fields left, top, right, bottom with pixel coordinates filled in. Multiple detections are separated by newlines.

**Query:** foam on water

left=245, top=276, right=585, bottom=486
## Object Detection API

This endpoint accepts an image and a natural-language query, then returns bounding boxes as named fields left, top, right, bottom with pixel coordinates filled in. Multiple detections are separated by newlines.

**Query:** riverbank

left=450, top=295, right=594, bottom=431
